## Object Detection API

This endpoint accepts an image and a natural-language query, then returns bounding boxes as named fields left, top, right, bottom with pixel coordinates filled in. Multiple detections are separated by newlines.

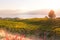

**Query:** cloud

left=0, top=9, right=59, bottom=18
left=0, top=10, right=20, bottom=14
left=25, top=9, right=50, bottom=15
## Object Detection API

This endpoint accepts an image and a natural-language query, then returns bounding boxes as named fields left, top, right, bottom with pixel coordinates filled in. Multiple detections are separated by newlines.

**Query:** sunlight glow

left=0, top=0, right=60, bottom=11
left=43, top=0, right=60, bottom=10
left=17, top=0, right=60, bottom=12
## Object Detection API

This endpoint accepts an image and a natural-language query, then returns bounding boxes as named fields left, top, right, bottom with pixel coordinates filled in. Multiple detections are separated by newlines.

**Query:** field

left=0, top=18, right=60, bottom=40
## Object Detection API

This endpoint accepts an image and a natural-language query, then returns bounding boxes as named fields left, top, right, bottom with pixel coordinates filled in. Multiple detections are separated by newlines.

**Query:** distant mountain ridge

left=0, top=9, right=60, bottom=18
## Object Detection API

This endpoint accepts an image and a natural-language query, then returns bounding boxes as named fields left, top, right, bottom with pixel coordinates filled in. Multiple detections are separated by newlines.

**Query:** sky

left=0, top=0, right=60, bottom=18
left=0, top=0, right=60, bottom=10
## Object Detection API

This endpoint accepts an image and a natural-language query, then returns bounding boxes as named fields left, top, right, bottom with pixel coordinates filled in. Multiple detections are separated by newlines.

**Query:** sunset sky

left=0, top=0, right=60, bottom=10
left=0, top=0, right=60, bottom=18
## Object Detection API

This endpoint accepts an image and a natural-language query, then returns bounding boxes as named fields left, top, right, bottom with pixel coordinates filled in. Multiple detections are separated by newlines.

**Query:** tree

left=48, top=10, right=56, bottom=19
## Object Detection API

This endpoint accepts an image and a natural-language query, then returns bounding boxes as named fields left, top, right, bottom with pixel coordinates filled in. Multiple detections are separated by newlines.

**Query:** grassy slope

left=0, top=18, right=60, bottom=35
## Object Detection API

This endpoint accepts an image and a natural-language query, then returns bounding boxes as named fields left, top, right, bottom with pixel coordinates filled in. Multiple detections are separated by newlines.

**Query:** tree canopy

left=48, top=10, right=56, bottom=19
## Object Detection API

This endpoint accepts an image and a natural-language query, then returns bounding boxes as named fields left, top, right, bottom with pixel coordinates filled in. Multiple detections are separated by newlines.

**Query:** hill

left=0, top=18, right=60, bottom=37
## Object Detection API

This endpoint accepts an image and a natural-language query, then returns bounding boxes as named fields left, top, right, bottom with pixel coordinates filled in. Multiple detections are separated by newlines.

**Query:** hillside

left=0, top=18, right=60, bottom=37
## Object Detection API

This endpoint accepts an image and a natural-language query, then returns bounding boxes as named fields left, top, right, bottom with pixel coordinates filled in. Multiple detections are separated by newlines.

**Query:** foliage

left=48, top=10, right=56, bottom=19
